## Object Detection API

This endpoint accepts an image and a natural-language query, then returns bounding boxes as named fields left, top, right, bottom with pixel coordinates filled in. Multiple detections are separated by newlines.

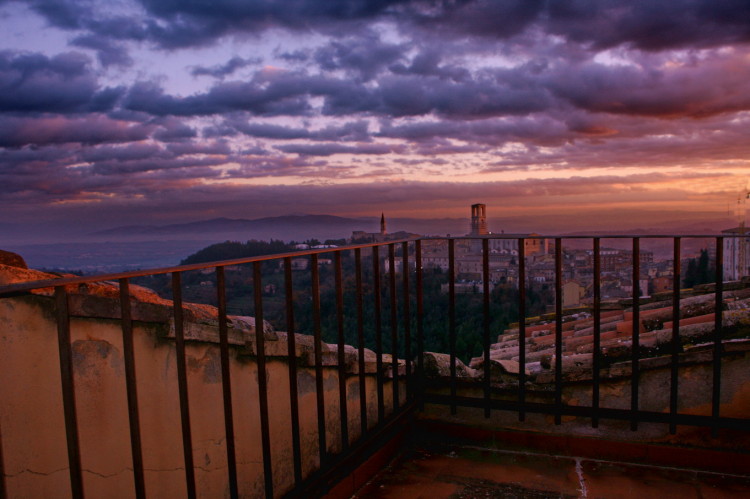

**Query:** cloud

left=2, top=0, right=750, bottom=237
left=546, top=0, right=750, bottom=51
left=151, top=117, right=198, bottom=142
left=71, top=34, right=133, bottom=67
left=230, top=119, right=370, bottom=141
left=16, top=0, right=750, bottom=53
left=276, top=143, right=401, bottom=156
left=543, top=50, right=750, bottom=118
left=0, top=115, right=154, bottom=147
left=190, top=56, right=259, bottom=78
left=313, top=32, right=404, bottom=81
left=123, top=78, right=316, bottom=116
left=0, top=51, right=122, bottom=113
left=389, top=48, right=470, bottom=82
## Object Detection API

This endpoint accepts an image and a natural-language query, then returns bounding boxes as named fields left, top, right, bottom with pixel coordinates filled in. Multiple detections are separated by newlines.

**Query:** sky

left=1, top=0, right=750, bottom=236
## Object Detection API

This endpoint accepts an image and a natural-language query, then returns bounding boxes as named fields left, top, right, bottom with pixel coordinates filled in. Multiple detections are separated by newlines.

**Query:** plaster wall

left=0, top=295, right=401, bottom=498
left=421, top=347, right=750, bottom=452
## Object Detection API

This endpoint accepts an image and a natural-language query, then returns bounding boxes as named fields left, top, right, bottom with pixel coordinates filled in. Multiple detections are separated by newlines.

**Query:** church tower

left=470, top=204, right=488, bottom=236
left=380, top=213, right=387, bottom=235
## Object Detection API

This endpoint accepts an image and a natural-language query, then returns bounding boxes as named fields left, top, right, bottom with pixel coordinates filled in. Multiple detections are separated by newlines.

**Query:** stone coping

left=0, top=263, right=409, bottom=377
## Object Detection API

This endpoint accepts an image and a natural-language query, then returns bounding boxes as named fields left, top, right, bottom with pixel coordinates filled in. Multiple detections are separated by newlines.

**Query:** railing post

left=334, top=252, right=349, bottom=451
left=283, top=257, right=303, bottom=487
left=55, top=286, right=84, bottom=499
left=401, top=241, right=412, bottom=402
left=372, top=246, right=385, bottom=423
left=518, top=238, right=526, bottom=422
left=448, top=238, right=457, bottom=415
left=554, top=238, right=563, bottom=425
left=415, top=240, right=424, bottom=411
left=631, top=238, right=640, bottom=431
left=354, top=248, right=368, bottom=435
left=119, top=278, right=146, bottom=499
left=592, top=239, right=601, bottom=429
left=670, top=238, right=681, bottom=435
left=215, top=268, right=239, bottom=499
left=482, top=238, right=491, bottom=418
left=388, top=244, right=399, bottom=411
left=253, top=263, right=274, bottom=498
left=712, top=237, right=724, bottom=437
left=311, top=255, right=327, bottom=466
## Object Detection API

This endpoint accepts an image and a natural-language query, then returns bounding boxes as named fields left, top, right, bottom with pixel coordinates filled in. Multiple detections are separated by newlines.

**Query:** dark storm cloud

left=0, top=115, right=154, bottom=147
left=313, top=32, right=404, bottom=81
left=123, top=67, right=550, bottom=119
left=379, top=115, right=571, bottom=146
left=0, top=51, right=122, bottom=113
left=190, top=56, right=260, bottom=78
left=409, top=0, right=544, bottom=38
left=546, top=0, right=750, bottom=51
left=123, top=78, right=317, bottom=116
left=276, top=143, right=402, bottom=156
left=151, top=117, right=198, bottom=142
left=89, top=155, right=228, bottom=175
left=71, top=34, right=133, bottom=67
left=3, top=0, right=750, bottom=233
left=79, top=142, right=164, bottom=163
left=16, top=0, right=750, bottom=51
left=389, top=48, right=470, bottom=82
left=166, top=140, right=232, bottom=156
left=78, top=140, right=233, bottom=167
left=230, top=119, right=370, bottom=141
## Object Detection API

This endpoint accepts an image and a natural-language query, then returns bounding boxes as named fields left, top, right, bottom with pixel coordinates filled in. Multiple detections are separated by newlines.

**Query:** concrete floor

left=352, top=444, right=750, bottom=498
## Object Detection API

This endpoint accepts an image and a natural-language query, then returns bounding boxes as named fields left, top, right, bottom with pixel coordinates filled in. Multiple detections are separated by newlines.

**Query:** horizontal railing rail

left=0, top=234, right=748, bottom=498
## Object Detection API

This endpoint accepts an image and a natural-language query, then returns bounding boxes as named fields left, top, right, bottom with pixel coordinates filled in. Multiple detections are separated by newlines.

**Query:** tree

left=683, top=249, right=714, bottom=288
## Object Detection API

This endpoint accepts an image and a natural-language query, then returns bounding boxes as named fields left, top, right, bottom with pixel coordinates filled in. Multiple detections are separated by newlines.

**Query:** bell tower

left=470, top=204, right=488, bottom=236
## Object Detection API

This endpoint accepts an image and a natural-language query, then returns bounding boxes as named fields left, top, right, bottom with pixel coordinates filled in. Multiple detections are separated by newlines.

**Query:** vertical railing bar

left=401, top=242, right=412, bottom=402
left=554, top=239, right=563, bottom=425
left=670, top=238, right=681, bottom=435
left=712, top=237, right=724, bottom=438
left=482, top=238, right=491, bottom=418
left=518, top=238, right=526, bottom=422
left=388, top=244, right=400, bottom=412
left=283, top=257, right=303, bottom=486
left=215, top=268, right=239, bottom=499
left=252, top=263, right=274, bottom=498
left=334, top=252, right=349, bottom=451
left=55, top=286, right=84, bottom=499
left=119, top=278, right=146, bottom=499
left=592, top=239, right=601, bottom=429
left=631, top=238, right=640, bottom=431
left=354, top=249, right=368, bottom=436
left=448, top=238, right=457, bottom=415
left=415, top=240, right=425, bottom=411
left=310, top=255, right=328, bottom=465
left=372, top=246, right=385, bottom=423
left=171, top=273, right=197, bottom=499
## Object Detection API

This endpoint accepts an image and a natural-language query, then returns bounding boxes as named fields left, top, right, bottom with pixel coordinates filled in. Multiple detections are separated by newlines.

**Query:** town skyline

left=1, top=1, right=750, bottom=233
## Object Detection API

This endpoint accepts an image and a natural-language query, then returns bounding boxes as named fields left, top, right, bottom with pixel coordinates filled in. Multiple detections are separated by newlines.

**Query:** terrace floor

left=351, top=442, right=750, bottom=498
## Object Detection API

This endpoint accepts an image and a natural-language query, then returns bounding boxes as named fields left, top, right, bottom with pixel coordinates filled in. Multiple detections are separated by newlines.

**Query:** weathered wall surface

left=0, top=289, right=404, bottom=498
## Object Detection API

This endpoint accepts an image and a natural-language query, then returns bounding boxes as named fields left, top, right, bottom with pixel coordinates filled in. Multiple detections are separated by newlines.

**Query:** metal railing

left=0, top=234, right=748, bottom=498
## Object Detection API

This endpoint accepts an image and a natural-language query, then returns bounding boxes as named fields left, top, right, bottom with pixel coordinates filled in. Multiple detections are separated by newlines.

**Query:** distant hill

left=92, top=215, right=365, bottom=237
left=90, top=214, right=479, bottom=242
